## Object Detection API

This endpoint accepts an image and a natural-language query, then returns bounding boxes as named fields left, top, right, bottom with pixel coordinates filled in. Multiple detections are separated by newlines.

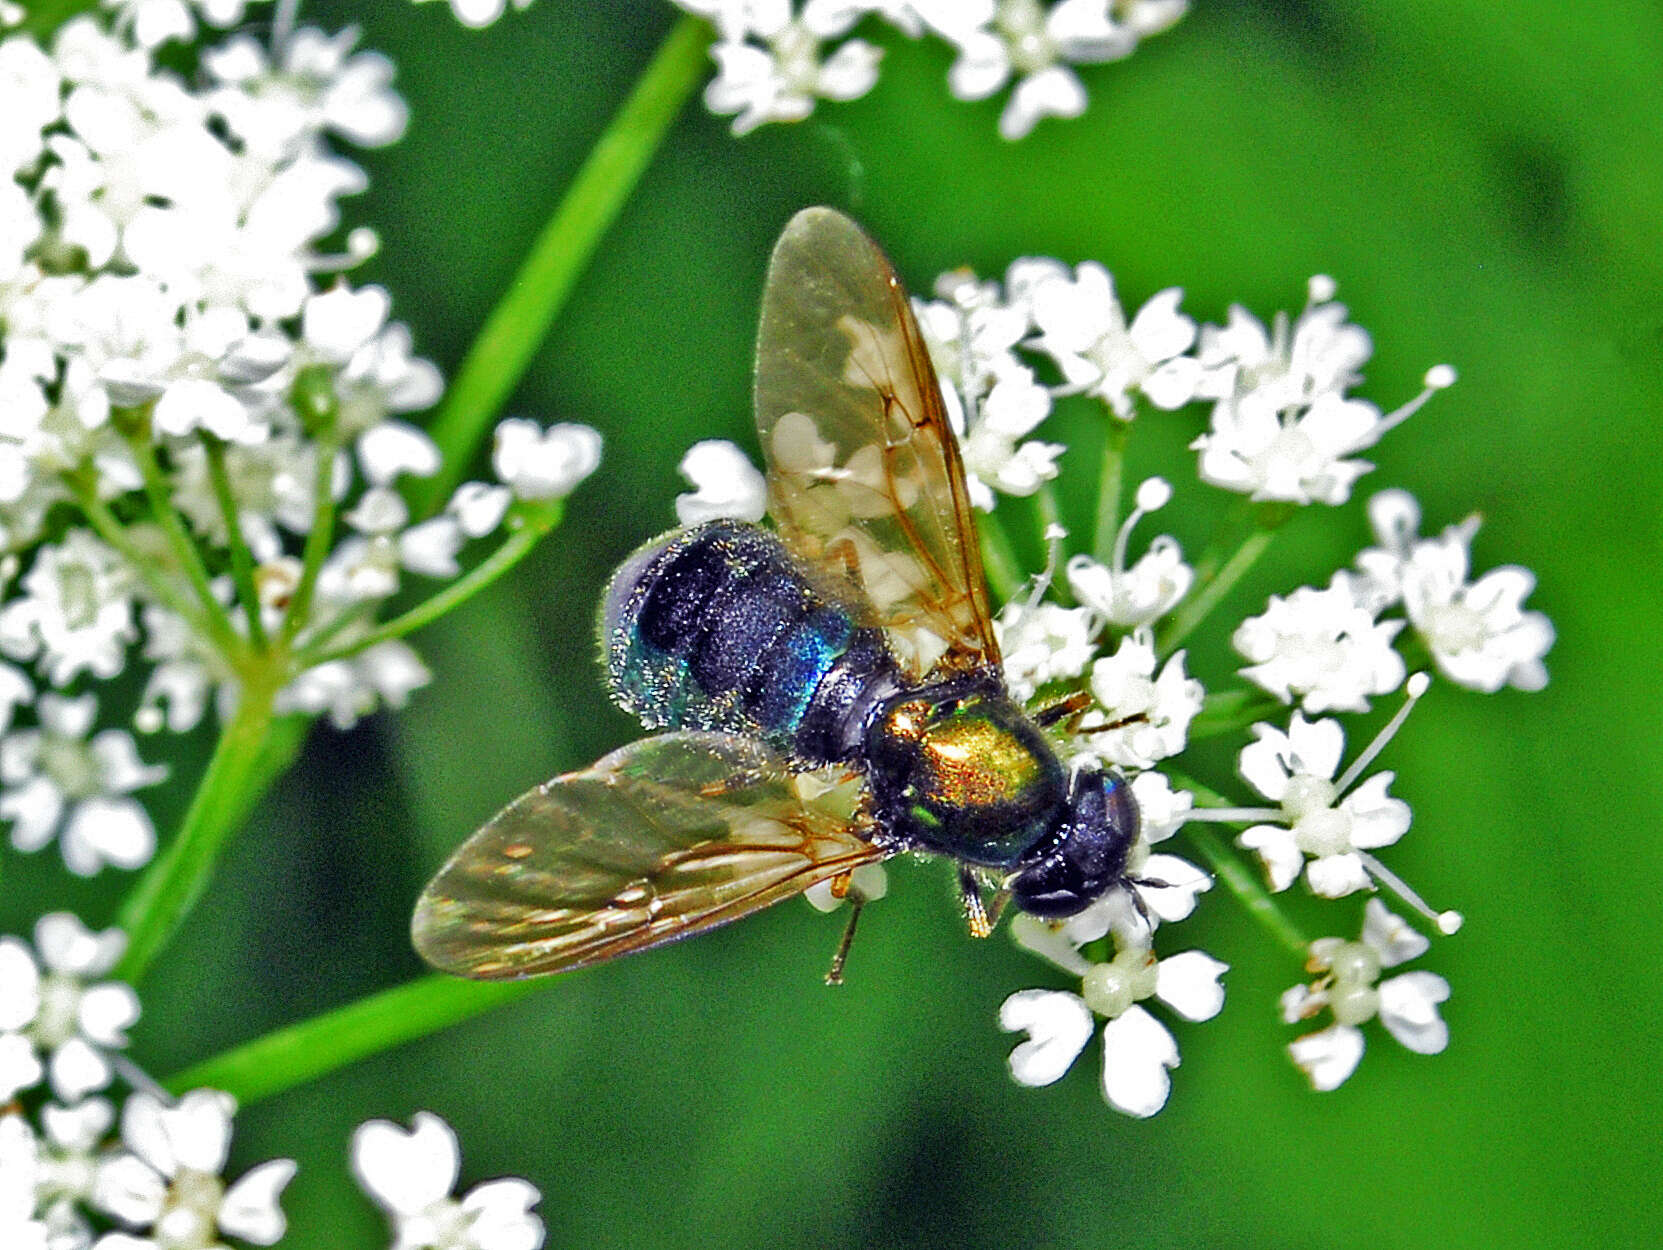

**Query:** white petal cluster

left=1282, top=899, right=1450, bottom=1090
left=913, top=262, right=1064, bottom=510
left=0, top=914, right=138, bottom=1103
left=926, top=0, right=1188, bottom=139
left=676, top=0, right=883, bottom=135
left=1356, top=489, right=1554, bottom=693
left=1233, top=577, right=1406, bottom=714
left=1002, top=900, right=1225, bottom=1117
left=0, top=692, right=165, bottom=874
left=1075, top=629, right=1202, bottom=771
left=1236, top=712, right=1410, bottom=898
left=1190, top=284, right=1452, bottom=505
left=993, top=600, right=1095, bottom=703
left=93, top=1089, right=295, bottom=1248
left=353, top=1111, right=546, bottom=1250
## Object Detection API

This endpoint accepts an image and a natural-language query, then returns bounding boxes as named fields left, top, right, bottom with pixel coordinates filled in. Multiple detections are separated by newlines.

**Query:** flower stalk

left=410, top=13, right=713, bottom=516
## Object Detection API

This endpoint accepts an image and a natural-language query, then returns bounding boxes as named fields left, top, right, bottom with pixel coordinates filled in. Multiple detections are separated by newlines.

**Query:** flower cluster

left=429, top=0, right=1188, bottom=139
left=0, top=910, right=546, bottom=1250
left=0, top=5, right=601, bottom=876
left=662, top=234, right=1547, bottom=1114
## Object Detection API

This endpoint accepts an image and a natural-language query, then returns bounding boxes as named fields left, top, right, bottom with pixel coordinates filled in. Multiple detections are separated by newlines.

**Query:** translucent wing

left=412, top=732, right=888, bottom=980
left=755, top=206, right=1002, bottom=681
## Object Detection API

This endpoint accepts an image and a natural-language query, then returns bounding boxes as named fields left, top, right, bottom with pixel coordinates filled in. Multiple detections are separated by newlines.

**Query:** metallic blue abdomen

left=599, top=521, right=898, bottom=762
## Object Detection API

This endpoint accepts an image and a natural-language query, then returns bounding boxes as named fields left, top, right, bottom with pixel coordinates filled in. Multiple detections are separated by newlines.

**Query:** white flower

left=1195, top=287, right=1372, bottom=411
left=1066, top=478, right=1192, bottom=628
left=994, top=601, right=1096, bottom=703
left=1283, top=899, right=1450, bottom=1090
left=0, top=913, right=138, bottom=1103
left=1076, top=629, right=1202, bottom=770
left=1356, top=489, right=1553, bottom=693
left=353, top=1111, right=545, bottom=1250
left=0, top=530, right=136, bottom=686
left=0, top=692, right=166, bottom=875
left=804, top=861, right=888, bottom=912
left=1233, top=579, right=1405, bottom=714
left=204, top=26, right=407, bottom=161
left=277, top=640, right=431, bottom=731
left=1236, top=712, right=1411, bottom=898
left=674, top=439, right=767, bottom=526
left=492, top=419, right=602, bottom=501
left=1029, top=263, right=1199, bottom=417
left=0, top=37, right=61, bottom=178
left=94, top=1089, right=294, bottom=1247
left=1000, top=935, right=1225, bottom=1117
left=697, top=0, right=881, bottom=135
left=1192, top=389, right=1385, bottom=505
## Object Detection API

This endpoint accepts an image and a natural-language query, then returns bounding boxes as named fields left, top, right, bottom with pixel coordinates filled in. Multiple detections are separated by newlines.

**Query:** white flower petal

left=998, top=989, right=1093, bottom=1086
left=1289, top=1023, right=1365, bottom=1090
left=1154, top=950, right=1228, bottom=1021
left=1377, top=971, right=1450, bottom=1054
left=1360, top=898, right=1430, bottom=967
left=1099, top=1005, right=1178, bottom=1117
left=218, top=1157, right=296, bottom=1245
left=351, top=1111, right=461, bottom=1215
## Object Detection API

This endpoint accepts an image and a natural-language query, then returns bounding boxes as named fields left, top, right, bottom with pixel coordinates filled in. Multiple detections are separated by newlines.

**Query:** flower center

left=57, top=560, right=101, bottom=631
left=1080, top=947, right=1158, bottom=1018
left=157, top=1169, right=227, bottom=1250
left=1424, top=598, right=1487, bottom=654
left=33, top=975, right=83, bottom=1048
left=38, top=735, right=100, bottom=799
left=1281, top=774, right=1337, bottom=820
left=998, top=0, right=1057, bottom=74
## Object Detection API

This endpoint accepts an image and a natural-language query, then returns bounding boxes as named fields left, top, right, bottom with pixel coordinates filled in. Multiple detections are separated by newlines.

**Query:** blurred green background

left=13, top=1, right=1661, bottom=1247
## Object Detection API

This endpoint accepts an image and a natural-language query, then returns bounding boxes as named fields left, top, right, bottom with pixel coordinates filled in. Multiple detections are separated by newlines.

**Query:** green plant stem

left=978, top=509, right=1024, bottom=603
left=1169, top=771, right=1309, bottom=959
left=163, top=974, right=544, bottom=1104
left=296, top=501, right=563, bottom=668
left=115, top=676, right=281, bottom=984
left=129, top=434, right=245, bottom=661
left=409, top=13, right=713, bottom=517
left=68, top=478, right=221, bottom=647
left=201, top=435, right=268, bottom=649
left=1187, top=688, right=1287, bottom=741
left=1156, top=502, right=1290, bottom=655
left=1091, top=420, right=1131, bottom=564
left=277, top=431, right=339, bottom=648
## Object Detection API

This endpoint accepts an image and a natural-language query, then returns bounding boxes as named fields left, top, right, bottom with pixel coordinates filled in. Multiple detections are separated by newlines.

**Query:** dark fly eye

left=1009, top=769, right=1139, bottom=918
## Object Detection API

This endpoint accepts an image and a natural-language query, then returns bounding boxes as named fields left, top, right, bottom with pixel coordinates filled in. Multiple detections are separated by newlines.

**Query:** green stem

left=1091, top=419, right=1131, bottom=564
left=201, top=435, right=268, bottom=650
left=1187, top=688, right=1286, bottom=741
left=1169, top=771, right=1309, bottom=959
left=129, top=434, right=245, bottom=661
left=163, top=973, right=544, bottom=1104
left=295, top=501, right=563, bottom=668
left=978, top=509, right=1024, bottom=604
left=277, top=432, right=339, bottom=648
left=409, top=13, right=713, bottom=517
left=115, top=677, right=280, bottom=983
left=1156, top=503, right=1291, bottom=655
left=68, top=478, right=220, bottom=647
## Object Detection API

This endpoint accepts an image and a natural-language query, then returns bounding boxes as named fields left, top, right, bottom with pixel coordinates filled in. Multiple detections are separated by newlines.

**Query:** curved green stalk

left=1156, top=501, right=1292, bottom=655
left=163, top=973, right=545, bottom=1104
left=201, top=434, right=268, bottom=649
left=409, top=14, right=713, bottom=517
left=1091, top=419, right=1131, bottom=563
left=978, top=509, right=1024, bottom=603
left=115, top=676, right=280, bottom=984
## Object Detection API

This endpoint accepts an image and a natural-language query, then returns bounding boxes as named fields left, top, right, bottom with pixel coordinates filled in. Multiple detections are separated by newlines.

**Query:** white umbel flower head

left=1236, top=709, right=1412, bottom=898
left=1356, top=489, right=1554, bottom=693
left=0, top=913, right=138, bottom=1103
left=1000, top=926, right=1226, bottom=1117
left=0, top=530, right=136, bottom=686
left=994, top=601, right=1096, bottom=704
left=674, top=439, right=767, bottom=526
left=1066, top=478, right=1192, bottom=629
left=93, top=1088, right=294, bottom=1246
left=352, top=1110, right=545, bottom=1250
left=1076, top=628, right=1203, bottom=771
left=1028, top=263, right=1200, bottom=417
left=1282, top=899, right=1451, bottom=1090
left=1233, top=579, right=1406, bottom=714
left=0, top=692, right=166, bottom=875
